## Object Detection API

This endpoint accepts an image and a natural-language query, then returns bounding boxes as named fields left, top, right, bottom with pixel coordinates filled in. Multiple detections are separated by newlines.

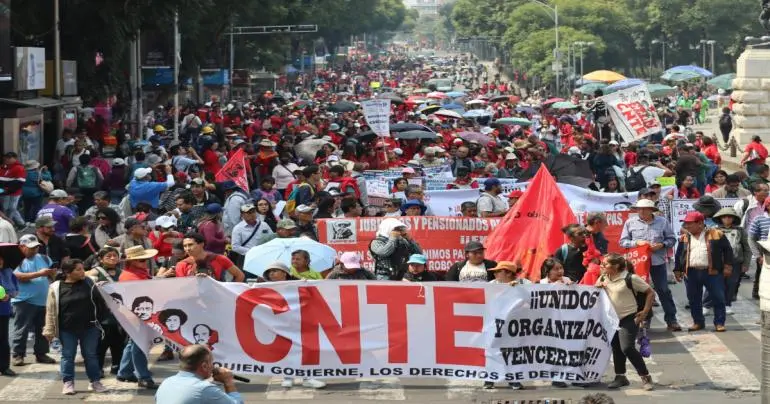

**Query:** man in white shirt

left=231, top=203, right=273, bottom=259
left=477, top=178, right=507, bottom=218
left=628, top=153, right=670, bottom=187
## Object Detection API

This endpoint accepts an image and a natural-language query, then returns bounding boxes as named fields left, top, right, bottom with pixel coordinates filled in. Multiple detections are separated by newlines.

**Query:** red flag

left=484, top=165, right=577, bottom=281
left=215, top=148, right=249, bottom=192
left=623, top=245, right=651, bottom=283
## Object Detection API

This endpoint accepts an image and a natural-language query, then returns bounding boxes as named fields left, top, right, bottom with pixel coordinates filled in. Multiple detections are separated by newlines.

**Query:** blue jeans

left=0, top=195, right=23, bottom=226
left=686, top=269, right=726, bottom=326
left=117, top=339, right=152, bottom=380
left=60, top=327, right=101, bottom=383
left=703, top=264, right=741, bottom=307
left=650, top=264, right=678, bottom=325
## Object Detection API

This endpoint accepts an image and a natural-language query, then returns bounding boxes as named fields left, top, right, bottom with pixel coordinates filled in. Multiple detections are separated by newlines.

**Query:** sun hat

left=339, top=252, right=361, bottom=269
left=713, top=207, right=741, bottom=222
left=262, top=261, right=291, bottom=279
left=24, top=160, right=40, bottom=170
left=632, top=199, right=658, bottom=210
left=400, top=199, right=427, bottom=215
left=693, top=196, right=721, bottom=217
left=488, top=261, right=519, bottom=272
left=124, top=245, right=159, bottom=261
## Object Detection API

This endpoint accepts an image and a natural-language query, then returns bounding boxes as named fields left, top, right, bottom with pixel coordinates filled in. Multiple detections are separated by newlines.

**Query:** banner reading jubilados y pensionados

left=317, top=217, right=501, bottom=272
left=100, top=277, right=618, bottom=383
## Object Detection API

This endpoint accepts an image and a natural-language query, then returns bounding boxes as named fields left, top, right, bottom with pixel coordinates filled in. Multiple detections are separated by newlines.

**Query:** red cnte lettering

left=366, top=285, right=426, bottom=363
left=433, top=286, right=485, bottom=367
left=299, top=285, right=361, bottom=365
left=235, top=287, right=292, bottom=363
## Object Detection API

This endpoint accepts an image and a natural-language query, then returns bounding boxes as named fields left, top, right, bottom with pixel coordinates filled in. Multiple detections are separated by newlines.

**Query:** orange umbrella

left=582, top=70, right=626, bottom=83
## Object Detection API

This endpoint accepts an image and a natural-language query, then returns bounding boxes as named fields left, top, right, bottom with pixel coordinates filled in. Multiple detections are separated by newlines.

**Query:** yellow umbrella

left=582, top=70, right=626, bottom=83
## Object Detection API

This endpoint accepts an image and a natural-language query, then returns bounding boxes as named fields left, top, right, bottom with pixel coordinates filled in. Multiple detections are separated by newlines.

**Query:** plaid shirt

left=619, top=214, right=676, bottom=266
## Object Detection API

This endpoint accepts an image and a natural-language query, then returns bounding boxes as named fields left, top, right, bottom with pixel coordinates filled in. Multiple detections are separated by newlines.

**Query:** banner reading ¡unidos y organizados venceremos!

left=101, top=277, right=619, bottom=383
left=317, top=217, right=502, bottom=273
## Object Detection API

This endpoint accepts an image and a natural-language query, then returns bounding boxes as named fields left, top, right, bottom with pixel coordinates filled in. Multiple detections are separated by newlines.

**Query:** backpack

left=721, top=227, right=745, bottom=263
left=624, top=166, right=648, bottom=192
left=286, top=183, right=314, bottom=216
left=76, top=166, right=97, bottom=189
left=338, top=177, right=362, bottom=199
left=719, top=113, right=732, bottom=128
left=625, top=272, right=650, bottom=318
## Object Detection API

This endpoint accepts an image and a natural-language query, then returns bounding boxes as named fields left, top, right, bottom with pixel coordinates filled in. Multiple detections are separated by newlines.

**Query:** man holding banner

left=619, top=199, right=682, bottom=331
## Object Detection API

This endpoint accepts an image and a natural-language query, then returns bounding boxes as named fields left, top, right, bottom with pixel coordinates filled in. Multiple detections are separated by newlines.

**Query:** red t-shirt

left=175, top=253, right=234, bottom=280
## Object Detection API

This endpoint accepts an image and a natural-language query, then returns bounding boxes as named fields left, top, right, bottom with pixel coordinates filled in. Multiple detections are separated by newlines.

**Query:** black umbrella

left=393, top=130, right=438, bottom=140
left=390, top=122, right=434, bottom=132
left=488, top=95, right=512, bottom=102
left=377, top=93, right=404, bottom=104
left=355, top=130, right=380, bottom=142
left=329, top=101, right=358, bottom=113
left=0, top=243, right=23, bottom=269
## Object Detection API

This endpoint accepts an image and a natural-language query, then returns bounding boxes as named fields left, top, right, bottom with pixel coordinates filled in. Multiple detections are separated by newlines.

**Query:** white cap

left=155, top=215, right=177, bottom=229
left=112, top=158, right=126, bottom=166
left=50, top=189, right=69, bottom=199
left=295, top=205, right=314, bottom=214
left=393, top=148, right=404, bottom=156
left=609, top=140, right=619, bottom=146
left=506, top=153, right=518, bottom=160
left=134, top=167, right=153, bottom=179
left=568, top=146, right=581, bottom=155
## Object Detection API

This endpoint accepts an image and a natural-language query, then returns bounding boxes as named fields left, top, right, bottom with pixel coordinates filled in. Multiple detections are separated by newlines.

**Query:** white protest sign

left=361, top=99, right=391, bottom=137
left=602, top=84, right=663, bottom=143
left=102, top=278, right=618, bottom=383
left=396, top=188, right=481, bottom=216
left=366, top=178, right=391, bottom=198
left=670, top=198, right=739, bottom=235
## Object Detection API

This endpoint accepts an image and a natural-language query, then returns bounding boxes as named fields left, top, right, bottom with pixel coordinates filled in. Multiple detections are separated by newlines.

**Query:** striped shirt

left=619, top=215, right=676, bottom=266
left=749, top=214, right=770, bottom=241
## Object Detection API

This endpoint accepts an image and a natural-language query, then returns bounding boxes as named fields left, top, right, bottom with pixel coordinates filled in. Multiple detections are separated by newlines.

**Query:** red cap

left=174, top=171, right=188, bottom=181
left=487, top=141, right=498, bottom=148
left=508, top=190, right=524, bottom=199
left=682, top=211, right=705, bottom=223
left=453, top=138, right=464, bottom=145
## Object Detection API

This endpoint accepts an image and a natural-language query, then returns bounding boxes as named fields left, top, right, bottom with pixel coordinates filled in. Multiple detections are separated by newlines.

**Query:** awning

left=0, top=97, right=78, bottom=108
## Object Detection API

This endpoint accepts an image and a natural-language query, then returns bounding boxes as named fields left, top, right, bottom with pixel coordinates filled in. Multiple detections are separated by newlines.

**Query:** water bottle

left=50, top=337, right=61, bottom=352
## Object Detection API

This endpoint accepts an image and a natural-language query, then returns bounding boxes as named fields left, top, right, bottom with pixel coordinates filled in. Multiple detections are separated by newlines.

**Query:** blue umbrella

left=664, top=65, right=713, bottom=78
left=243, top=238, right=338, bottom=276
left=515, top=106, right=536, bottom=115
left=446, top=91, right=466, bottom=98
left=463, top=110, right=492, bottom=119
left=442, top=103, right=465, bottom=111
left=606, top=78, right=647, bottom=92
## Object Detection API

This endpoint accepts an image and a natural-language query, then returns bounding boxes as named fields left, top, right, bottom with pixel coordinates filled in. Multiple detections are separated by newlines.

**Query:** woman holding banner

left=596, top=253, right=655, bottom=391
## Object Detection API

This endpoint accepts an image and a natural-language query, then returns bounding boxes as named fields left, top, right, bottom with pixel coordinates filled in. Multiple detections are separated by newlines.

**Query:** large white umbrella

left=434, top=109, right=463, bottom=119
left=243, top=238, right=338, bottom=277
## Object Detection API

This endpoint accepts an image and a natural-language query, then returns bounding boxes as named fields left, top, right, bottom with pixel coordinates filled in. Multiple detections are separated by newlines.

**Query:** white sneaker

left=62, top=381, right=75, bottom=395
left=281, top=378, right=294, bottom=388
left=703, top=308, right=712, bottom=316
left=302, top=378, right=327, bottom=389
left=88, top=381, right=107, bottom=393
left=725, top=307, right=735, bottom=315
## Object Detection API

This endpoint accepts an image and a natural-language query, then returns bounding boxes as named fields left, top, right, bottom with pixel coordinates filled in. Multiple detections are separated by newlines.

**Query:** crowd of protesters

left=0, top=46, right=763, bottom=398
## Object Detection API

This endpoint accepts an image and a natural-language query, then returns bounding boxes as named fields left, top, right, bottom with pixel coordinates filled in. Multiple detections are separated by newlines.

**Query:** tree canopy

left=448, top=0, right=759, bottom=82
left=10, top=0, right=407, bottom=102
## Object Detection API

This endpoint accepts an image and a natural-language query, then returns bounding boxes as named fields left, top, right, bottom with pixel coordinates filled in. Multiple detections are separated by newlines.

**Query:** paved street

left=0, top=275, right=763, bottom=403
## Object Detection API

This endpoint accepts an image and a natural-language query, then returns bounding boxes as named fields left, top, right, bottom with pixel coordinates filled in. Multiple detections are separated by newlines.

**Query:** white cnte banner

left=361, top=99, right=391, bottom=136
left=602, top=84, right=663, bottom=143
left=100, top=278, right=618, bottom=383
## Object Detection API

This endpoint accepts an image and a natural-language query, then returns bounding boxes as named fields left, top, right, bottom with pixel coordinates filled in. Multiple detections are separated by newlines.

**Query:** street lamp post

left=574, top=41, right=594, bottom=80
left=527, top=0, right=559, bottom=95
left=699, top=39, right=708, bottom=69
left=707, top=40, right=717, bottom=74
left=651, top=39, right=666, bottom=70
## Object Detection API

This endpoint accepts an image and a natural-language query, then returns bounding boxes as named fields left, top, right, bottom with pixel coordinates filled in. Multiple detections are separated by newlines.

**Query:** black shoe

left=138, top=379, right=158, bottom=389
left=35, top=355, right=56, bottom=364
left=483, top=381, right=495, bottom=389
left=509, top=382, right=523, bottom=390
left=0, top=368, right=17, bottom=377
left=117, top=375, right=138, bottom=383
left=753, top=293, right=760, bottom=300
left=110, top=366, right=119, bottom=375
left=607, top=375, right=630, bottom=389
left=552, top=381, right=568, bottom=388
left=741, top=273, right=751, bottom=280
left=572, top=382, right=596, bottom=388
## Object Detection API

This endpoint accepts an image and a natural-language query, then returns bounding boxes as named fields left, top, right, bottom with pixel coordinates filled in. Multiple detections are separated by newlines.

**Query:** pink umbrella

left=542, top=97, right=565, bottom=105
left=458, top=131, right=491, bottom=144
left=426, top=91, right=448, bottom=99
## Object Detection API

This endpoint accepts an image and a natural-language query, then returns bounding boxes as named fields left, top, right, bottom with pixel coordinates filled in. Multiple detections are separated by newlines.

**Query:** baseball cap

left=508, top=190, right=524, bottom=199
left=464, top=241, right=485, bottom=252
left=112, top=158, right=126, bottom=166
left=49, top=189, right=69, bottom=199
left=205, top=203, right=223, bottom=214
left=402, top=167, right=416, bottom=174
left=484, top=178, right=501, bottom=190
left=505, top=153, right=518, bottom=161
left=407, top=254, right=427, bottom=265
left=134, top=167, right=153, bottom=179
left=155, top=215, right=177, bottom=229
left=339, top=252, right=361, bottom=269
left=295, top=204, right=314, bottom=214
left=19, top=234, right=41, bottom=248
left=682, top=211, right=705, bottom=223
left=35, top=216, right=56, bottom=228
left=277, top=219, right=298, bottom=229
left=240, top=203, right=257, bottom=213
left=609, top=140, right=619, bottom=146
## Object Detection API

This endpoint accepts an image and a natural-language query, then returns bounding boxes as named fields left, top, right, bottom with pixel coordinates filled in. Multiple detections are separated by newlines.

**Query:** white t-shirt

left=629, top=165, right=666, bottom=187
left=272, top=163, right=299, bottom=190
left=459, top=262, right=488, bottom=283
left=539, top=276, right=572, bottom=284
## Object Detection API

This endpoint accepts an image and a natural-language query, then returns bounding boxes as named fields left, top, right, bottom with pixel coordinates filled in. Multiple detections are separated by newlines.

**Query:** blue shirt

left=128, top=178, right=170, bottom=208
left=0, top=267, right=19, bottom=316
left=155, top=371, right=243, bottom=404
left=750, top=214, right=770, bottom=241
left=12, top=254, right=52, bottom=307
left=619, top=215, right=676, bottom=266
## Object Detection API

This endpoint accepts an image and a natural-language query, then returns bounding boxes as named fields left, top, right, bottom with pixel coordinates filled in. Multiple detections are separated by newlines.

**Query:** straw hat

left=488, top=261, right=520, bottom=273
left=124, top=245, right=159, bottom=261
